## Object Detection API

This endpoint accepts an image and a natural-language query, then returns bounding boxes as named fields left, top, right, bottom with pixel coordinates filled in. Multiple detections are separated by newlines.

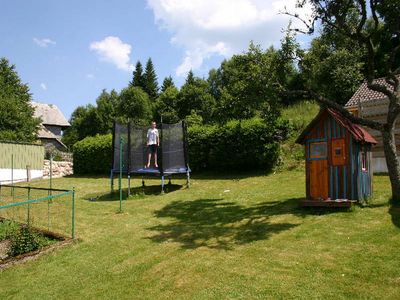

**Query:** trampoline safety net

left=161, top=122, right=187, bottom=174
left=112, top=121, right=189, bottom=175
left=113, top=123, right=129, bottom=172
left=129, top=126, right=147, bottom=172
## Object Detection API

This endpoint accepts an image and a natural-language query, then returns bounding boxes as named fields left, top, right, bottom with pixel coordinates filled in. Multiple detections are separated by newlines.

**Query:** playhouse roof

left=296, top=108, right=377, bottom=145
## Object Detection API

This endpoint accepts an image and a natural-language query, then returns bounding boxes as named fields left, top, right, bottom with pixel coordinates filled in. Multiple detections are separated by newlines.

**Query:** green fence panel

left=0, top=142, right=44, bottom=169
left=0, top=185, right=75, bottom=239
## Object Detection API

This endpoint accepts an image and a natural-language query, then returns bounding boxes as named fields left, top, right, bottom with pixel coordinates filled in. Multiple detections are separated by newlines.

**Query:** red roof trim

left=296, top=108, right=377, bottom=145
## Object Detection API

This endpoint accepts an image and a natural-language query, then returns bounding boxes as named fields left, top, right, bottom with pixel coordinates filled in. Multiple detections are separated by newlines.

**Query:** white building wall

left=0, top=168, right=43, bottom=184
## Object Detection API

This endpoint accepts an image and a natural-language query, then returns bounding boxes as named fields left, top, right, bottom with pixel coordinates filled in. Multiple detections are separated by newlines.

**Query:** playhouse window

left=309, top=142, right=327, bottom=159
left=361, top=151, right=368, bottom=171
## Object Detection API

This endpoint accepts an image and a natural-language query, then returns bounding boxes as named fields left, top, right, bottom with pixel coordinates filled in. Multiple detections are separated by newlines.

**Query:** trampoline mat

left=130, top=167, right=190, bottom=175
left=163, top=167, right=190, bottom=174
left=131, top=167, right=161, bottom=174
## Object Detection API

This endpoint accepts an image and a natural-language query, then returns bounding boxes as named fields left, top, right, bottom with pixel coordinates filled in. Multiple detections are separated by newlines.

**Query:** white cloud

left=33, top=38, right=56, bottom=48
left=40, top=83, right=47, bottom=90
left=86, top=73, right=95, bottom=79
left=89, top=36, right=134, bottom=71
left=147, top=0, right=312, bottom=76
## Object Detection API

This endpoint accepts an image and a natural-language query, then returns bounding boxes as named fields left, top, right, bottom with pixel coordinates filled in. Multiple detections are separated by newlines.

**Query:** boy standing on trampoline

left=146, top=121, right=160, bottom=168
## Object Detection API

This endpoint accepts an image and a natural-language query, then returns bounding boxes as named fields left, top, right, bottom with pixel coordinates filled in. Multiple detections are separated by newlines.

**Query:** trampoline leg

left=128, top=175, right=131, bottom=197
left=186, top=171, right=190, bottom=189
left=142, top=177, right=145, bottom=193
left=110, top=170, right=114, bottom=193
left=161, top=176, right=165, bottom=194
left=168, top=178, right=171, bottom=186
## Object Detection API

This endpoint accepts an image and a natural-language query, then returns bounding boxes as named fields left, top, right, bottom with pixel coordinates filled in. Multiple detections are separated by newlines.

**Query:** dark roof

left=31, top=102, right=70, bottom=127
left=345, top=75, right=399, bottom=107
left=296, top=108, right=377, bottom=145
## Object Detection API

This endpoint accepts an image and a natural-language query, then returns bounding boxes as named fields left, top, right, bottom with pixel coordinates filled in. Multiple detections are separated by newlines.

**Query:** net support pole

left=110, top=170, right=114, bottom=193
left=182, top=120, right=190, bottom=189
left=119, top=137, right=123, bottom=213
left=128, top=175, right=131, bottom=197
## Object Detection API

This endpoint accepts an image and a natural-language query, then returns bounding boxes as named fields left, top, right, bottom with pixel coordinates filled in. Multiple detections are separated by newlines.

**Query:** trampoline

left=110, top=121, right=190, bottom=193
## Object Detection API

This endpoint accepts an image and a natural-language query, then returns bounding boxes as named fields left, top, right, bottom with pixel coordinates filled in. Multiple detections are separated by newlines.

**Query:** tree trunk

left=382, top=126, right=400, bottom=204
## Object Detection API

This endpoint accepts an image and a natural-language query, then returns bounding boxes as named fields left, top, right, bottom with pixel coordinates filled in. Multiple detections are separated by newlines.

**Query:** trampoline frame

left=110, top=120, right=191, bottom=194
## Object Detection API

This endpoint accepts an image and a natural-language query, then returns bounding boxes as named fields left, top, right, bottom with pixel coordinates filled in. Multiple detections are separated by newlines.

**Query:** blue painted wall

left=306, top=113, right=373, bottom=201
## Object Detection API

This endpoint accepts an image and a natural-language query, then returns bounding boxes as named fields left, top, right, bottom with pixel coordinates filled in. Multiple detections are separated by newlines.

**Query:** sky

left=0, top=0, right=314, bottom=119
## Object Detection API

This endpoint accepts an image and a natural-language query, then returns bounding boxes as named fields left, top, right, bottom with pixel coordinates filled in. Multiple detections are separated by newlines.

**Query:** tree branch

left=280, top=9, right=316, bottom=34
left=367, top=81, right=394, bottom=99
left=356, top=0, right=368, bottom=36
left=369, top=0, right=379, bottom=31
left=286, top=89, right=384, bottom=131
left=389, top=44, right=400, bottom=74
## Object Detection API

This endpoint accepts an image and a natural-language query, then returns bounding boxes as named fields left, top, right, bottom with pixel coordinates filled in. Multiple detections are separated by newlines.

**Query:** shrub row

left=188, top=118, right=289, bottom=171
left=73, top=118, right=289, bottom=174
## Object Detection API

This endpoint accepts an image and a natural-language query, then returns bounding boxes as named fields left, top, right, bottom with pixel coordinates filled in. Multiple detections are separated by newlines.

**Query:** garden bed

left=0, top=219, right=72, bottom=269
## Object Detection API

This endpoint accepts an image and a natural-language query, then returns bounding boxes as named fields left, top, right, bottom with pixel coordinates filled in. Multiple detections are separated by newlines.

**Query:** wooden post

left=26, top=165, right=31, bottom=182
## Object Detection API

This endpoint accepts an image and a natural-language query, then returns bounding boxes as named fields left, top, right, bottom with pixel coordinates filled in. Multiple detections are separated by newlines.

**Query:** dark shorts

left=149, top=144, right=158, bottom=154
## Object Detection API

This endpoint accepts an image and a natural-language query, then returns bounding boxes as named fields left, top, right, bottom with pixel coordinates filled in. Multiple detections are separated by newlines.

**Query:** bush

left=7, top=226, right=40, bottom=257
left=188, top=117, right=289, bottom=171
left=73, top=134, right=112, bottom=174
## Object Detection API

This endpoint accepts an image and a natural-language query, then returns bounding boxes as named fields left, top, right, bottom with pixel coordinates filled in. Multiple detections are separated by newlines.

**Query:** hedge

left=73, top=134, right=112, bottom=174
left=73, top=118, right=289, bottom=174
left=188, top=118, right=289, bottom=171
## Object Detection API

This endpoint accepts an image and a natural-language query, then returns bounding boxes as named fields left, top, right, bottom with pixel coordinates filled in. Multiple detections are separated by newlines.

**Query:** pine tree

left=161, top=76, right=175, bottom=93
left=143, top=58, right=159, bottom=100
left=130, top=61, right=144, bottom=89
left=185, top=70, right=195, bottom=85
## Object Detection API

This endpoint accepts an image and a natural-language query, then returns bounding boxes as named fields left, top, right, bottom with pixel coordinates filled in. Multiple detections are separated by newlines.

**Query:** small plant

left=7, top=225, right=40, bottom=257
left=0, top=220, right=19, bottom=241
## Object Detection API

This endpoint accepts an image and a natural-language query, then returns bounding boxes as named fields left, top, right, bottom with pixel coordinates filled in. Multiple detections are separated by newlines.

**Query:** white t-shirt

left=147, top=128, right=159, bottom=145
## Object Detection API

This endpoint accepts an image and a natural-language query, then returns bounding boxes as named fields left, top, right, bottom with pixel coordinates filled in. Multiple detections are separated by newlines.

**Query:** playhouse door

left=310, top=160, right=329, bottom=199
left=308, top=141, right=329, bottom=199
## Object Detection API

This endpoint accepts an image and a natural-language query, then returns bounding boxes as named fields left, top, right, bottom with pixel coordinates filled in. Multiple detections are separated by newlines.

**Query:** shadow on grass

left=146, top=198, right=307, bottom=250
left=65, top=170, right=271, bottom=181
left=189, top=169, right=273, bottom=180
left=84, top=184, right=183, bottom=201
left=389, top=205, right=400, bottom=229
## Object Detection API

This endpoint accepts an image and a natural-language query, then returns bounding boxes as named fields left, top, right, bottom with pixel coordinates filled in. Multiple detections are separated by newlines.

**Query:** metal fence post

left=72, top=188, right=76, bottom=239
left=11, top=154, right=14, bottom=186
left=27, top=187, right=31, bottom=227
left=49, top=154, right=53, bottom=195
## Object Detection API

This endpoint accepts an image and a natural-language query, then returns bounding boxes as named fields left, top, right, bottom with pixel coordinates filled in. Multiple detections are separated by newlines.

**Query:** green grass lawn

left=0, top=170, right=399, bottom=299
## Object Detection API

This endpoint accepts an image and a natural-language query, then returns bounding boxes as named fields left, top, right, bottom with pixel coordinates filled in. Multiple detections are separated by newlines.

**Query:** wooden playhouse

left=296, top=108, right=377, bottom=207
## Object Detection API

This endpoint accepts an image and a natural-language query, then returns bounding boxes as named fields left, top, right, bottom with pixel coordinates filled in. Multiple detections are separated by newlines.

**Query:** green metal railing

left=0, top=185, right=75, bottom=239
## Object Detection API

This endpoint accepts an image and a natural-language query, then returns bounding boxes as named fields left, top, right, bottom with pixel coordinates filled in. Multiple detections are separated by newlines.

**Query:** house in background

left=31, top=102, right=70, bottom=150
left=345, top=76, right=400, bottom=173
